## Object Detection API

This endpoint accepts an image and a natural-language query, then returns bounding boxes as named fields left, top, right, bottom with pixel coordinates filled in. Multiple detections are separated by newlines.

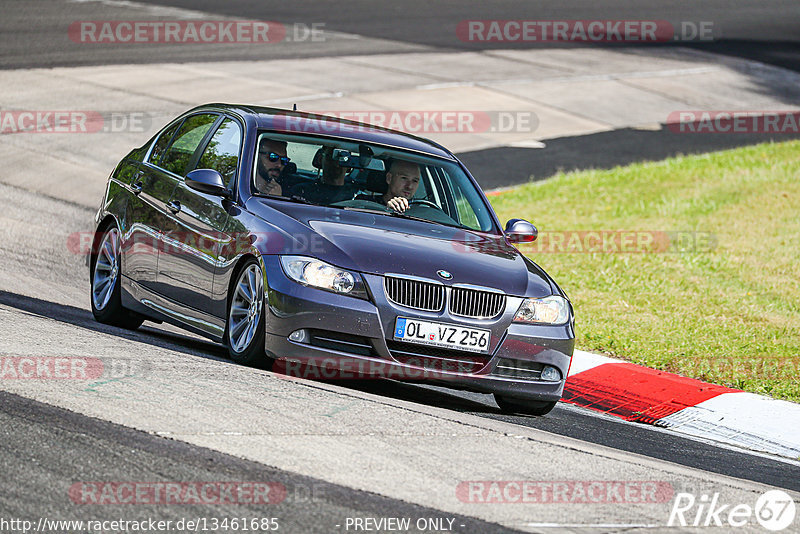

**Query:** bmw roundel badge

left=437, top=270, right=453, bottom=280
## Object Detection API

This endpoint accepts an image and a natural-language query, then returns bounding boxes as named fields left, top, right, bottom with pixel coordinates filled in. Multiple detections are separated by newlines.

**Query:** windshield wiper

left=259, top=193, right=314, bottom=205
left=386, top=210, right=471, bottom=230
left=341, top=207, right=391, bottom=215
left=339, top=205, right=471, bottom=231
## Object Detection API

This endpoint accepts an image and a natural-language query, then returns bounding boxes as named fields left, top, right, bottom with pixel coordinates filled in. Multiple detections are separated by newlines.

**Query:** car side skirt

left=121, top=276, right=226, bottom=342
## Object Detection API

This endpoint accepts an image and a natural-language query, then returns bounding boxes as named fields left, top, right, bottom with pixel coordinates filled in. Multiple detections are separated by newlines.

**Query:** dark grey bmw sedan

left=89, top=104, right=574, bottom=415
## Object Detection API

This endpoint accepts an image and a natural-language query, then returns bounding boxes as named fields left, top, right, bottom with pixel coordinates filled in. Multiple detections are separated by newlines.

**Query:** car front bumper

left=262, top=258, right=574, bottom=402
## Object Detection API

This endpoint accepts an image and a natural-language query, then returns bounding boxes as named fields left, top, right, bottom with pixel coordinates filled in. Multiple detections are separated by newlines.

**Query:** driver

left=357, top=159, right=421, bottom=212
left=255, top=138, right=290, bottom=196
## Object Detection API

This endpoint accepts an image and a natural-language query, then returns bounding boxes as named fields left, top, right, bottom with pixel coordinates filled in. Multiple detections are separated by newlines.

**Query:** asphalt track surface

left=3, top=1, right=800, bottom=530
left=137, top=0, right=800, bottom=71
left=4, top=0, right=800, bottom=70
left=0, top=389, right=515, bottom=533
left=2, top=283, right=799, bottom=494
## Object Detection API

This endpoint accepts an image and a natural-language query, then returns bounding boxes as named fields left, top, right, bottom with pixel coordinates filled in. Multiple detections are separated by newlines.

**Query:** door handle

left=131, top=181, right=143, bottom=195
left=168, top=200, right=181, bottom=214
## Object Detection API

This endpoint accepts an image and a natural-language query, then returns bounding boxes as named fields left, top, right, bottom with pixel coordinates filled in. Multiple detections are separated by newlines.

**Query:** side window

left=197, top=118, right=242, bottom=187
left=450, top=179, right=480, bottom=229
left=410, top=165, right=429, bottom=200
left=160, top=114, right=218, bottom=177
left=285, top=141, right=321, bottom=174
left=442, top=168, right=490, bottom=231
left=148, top=120, right=182, bottom=166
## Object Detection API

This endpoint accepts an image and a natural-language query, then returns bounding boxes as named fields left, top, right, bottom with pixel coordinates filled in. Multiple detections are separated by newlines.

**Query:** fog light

left=289, top=329, right=309, bottom=343
left=541, top=365, right=561, bottom=382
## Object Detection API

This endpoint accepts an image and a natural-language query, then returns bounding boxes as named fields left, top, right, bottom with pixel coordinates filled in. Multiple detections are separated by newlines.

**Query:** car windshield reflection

left=253, top=132, right=495, bottom=233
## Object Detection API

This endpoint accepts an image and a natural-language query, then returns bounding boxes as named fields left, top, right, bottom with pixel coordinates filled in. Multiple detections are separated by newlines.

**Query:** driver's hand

left=263, top=179, right=282, bottom=196
left=386, top=196, right=409, bottom=212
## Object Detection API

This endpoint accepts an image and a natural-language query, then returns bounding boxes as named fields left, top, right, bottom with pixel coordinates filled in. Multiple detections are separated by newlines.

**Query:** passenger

left=290, top=146, right=359, bottom=204
left=255, top=138, right=291, bottom=196
left=356, top=159, right=421, bottom=212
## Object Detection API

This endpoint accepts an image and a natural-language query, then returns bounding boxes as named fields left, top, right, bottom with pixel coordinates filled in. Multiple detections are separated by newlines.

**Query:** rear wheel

left=494, top=394, right=557, bottom=416
left=90, top=225, right=144, bottom=330
left=226, top=260, right=269, bottom=367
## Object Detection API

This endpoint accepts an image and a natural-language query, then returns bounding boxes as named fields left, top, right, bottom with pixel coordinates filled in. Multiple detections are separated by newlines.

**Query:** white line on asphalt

left=415, top=65, right=721, bottom=91
left=523, top=523, right=662, bottom=529
left=66, top=0, right=367, bottom=41
left=261, top=92, right=345, bottom=106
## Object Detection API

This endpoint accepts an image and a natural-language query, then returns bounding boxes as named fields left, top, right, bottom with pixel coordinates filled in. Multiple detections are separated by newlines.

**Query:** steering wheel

left=409, top=199, right=441, bottom=210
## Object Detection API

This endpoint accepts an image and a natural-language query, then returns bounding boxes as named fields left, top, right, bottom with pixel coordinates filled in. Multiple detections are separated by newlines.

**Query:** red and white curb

left=563, top=350, right=800, bottom=460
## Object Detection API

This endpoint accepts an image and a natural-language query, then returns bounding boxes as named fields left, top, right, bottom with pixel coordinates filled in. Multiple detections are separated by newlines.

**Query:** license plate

left=393, top=317, right=490, bottom=354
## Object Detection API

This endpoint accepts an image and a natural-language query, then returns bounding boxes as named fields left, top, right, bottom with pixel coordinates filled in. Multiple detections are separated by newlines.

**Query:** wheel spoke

left=230, top=316, right=248, bottom=338
left=247, top=268, right=256, bottom=298
left=237, top=280, right=253, bottom=304
left=230, top=303, right=248, bottom=317
left=95, top=259, right=112, bottom=272
left=102, top=240, right=115, bottom=264
left=94, top=276, right=110, bottom=293
left=242, top=320, right=256, bottom=348
left=98, top=282, right=112, bottom=307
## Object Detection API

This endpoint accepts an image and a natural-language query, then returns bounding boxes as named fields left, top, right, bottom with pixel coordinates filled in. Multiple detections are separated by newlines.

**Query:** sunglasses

left=259, top=151, right=290, bottom=165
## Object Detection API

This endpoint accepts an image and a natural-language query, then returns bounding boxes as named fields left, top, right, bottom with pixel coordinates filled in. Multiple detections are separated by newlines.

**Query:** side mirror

left=505, top=218, right=537, bottom=243
left=185, top=169, right=229, bottom=197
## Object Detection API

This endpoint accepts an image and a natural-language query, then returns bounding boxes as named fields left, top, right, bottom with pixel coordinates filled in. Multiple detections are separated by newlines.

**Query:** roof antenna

left=293, top=103, right=297, bottom=111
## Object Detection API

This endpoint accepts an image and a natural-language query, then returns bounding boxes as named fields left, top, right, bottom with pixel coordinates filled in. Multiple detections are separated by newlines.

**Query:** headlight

left=280, top=256, right=367, bottom=299
left=513, top=295, right=571, bottom=325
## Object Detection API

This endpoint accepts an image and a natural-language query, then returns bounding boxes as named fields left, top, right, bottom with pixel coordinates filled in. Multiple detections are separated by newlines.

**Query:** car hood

left=250, top=199, right=554, bottom=297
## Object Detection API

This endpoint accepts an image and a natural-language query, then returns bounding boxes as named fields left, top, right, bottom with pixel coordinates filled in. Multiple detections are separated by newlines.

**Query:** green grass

left=489, top=141, right=800, bottom=402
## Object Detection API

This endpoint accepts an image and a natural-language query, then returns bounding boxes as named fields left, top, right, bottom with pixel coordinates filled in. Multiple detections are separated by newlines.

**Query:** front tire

left=226, top=260, right=269, bottom=367
left=90, top=225, right=144, bottom=330
left=494, top=394, right=557, bottom=416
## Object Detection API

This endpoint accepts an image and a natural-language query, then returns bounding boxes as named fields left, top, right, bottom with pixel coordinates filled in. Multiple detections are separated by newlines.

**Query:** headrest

left=365, top=168, right=388, bottom=193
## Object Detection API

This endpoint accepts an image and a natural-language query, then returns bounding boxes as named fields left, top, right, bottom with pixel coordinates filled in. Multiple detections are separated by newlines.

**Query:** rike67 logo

left=669, top=490, right=796, bottom=531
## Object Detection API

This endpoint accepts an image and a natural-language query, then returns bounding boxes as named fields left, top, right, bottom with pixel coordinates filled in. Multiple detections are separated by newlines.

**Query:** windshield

left=252, top=132, right=496, bottom=232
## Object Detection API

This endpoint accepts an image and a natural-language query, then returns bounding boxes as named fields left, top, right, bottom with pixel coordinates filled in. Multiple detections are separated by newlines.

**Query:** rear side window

left=160, top=114, right=218, bottom=177
left=197, top=118, right=242, bottom=187
left=148, top=120, right=182, bottom=165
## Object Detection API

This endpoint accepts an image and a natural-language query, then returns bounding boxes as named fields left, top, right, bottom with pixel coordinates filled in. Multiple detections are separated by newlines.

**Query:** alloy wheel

left=92, top=227, right=120, bottom=311
left=228, top=263, right=264, bottom=353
